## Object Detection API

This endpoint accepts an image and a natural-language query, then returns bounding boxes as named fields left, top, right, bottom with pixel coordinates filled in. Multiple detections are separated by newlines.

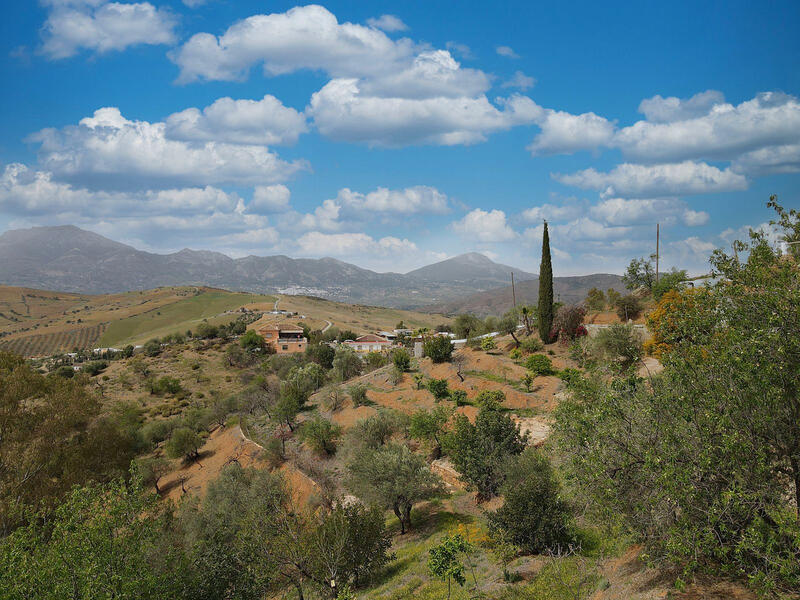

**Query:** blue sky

left=1, top=0, right=799, bottom=276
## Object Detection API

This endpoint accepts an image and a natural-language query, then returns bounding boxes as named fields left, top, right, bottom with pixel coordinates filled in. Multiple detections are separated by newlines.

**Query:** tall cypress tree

left=538, top=221, right=554, bottom=343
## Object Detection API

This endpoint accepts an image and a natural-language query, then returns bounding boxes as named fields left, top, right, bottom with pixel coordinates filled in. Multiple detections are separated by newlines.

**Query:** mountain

left=427, top=274, right=627, bottom=317
left=0, top=225, right=621, bottom=310
left=406, top=252, right=536, bottom=289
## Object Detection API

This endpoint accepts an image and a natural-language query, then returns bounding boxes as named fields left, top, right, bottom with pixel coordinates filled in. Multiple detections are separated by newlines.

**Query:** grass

left=98, top=290, right=274, bottom=346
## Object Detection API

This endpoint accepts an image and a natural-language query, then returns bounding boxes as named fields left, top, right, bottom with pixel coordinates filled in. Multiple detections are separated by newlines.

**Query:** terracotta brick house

left=257, top=324, right=307, bottom=354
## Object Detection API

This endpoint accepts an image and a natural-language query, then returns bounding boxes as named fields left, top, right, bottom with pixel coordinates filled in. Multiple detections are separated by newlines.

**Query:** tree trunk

left=294, top=581, right=305, bottom=600
left=393, top=504, right=405, bottom=534
left=510, top=331, right=519, bottom=345
left=791, top=456, right=800, bottom=523
left=403, top=504, right=412, bottom=533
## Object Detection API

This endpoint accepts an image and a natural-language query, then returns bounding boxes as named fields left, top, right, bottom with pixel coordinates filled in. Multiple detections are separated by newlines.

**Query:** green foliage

left=166, top=427, right=201, bottom=461
left=488, top=449, right=573, bottom=554
left=346, top=443, right=443, bottom=534
left=521, top=372, right=534, bottom=392
left=453, top=314, right=484, bottom=339
left=365, top=351, right=389, bottom=371
left=348, top=410, right=407, bottom=450
left=423, top=335, right=454, bottom=363
left=348, top=383, right=369, bottom=407
left=520, top=336, right=543, bottom=354
left=301, top=416, right=342, bottom=456
left=427, top=533, right=474, bottom=599
left=481, top=336, right=497, bottom=351
left=239, top=329, right=266, bottom=351
left=622, top=255, right=656, bottom=291
left=143, top=338, right=162, bottom=357
left=149, top=375, right=182, bottom=396
left=53, top=364, right=74, bottom=378
left=0, top=354, right=137, bottom=534
left=133, top=456, right=171, bottom=494
left=450, top=389, right=468, bottom=407
left=445, top=404, right=526, bottom=500
left=333, top=347, right=363, bottom=381
left=413, top=372, right=425, bottom=390
left=525, top=353, right=554, bottom=376
left=281, top=363, right=324, bottom=408
left=554, top=201, right=800, bottom=593
left=538, top=221, right=554, bottom=343
left=194, top=321, right=219, bottom=339
left=591, top=323, right=643, bottom=372
left=392, top=347, right=411, bottom=371
left=585, top=287, right=606, bottom=311
left=509, top=348, right=522, bottom=360
left=427, top=377, right=450, bottom=400
left=0, top=477, right=189, bottom=600
left=475, top=389, right=506, bottom=410
left=82, top=360, right=108, bottom=376
left=651, top=268, right=687, bottom=300
left=305, top=343, right=335, bottom=369
left=614, top=294, right=643, bottom=321
left=409, top=404, right=454, bottom=456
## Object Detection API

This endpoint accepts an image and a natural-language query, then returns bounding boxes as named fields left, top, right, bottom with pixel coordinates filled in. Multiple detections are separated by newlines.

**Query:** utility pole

left=656, top=223, right=660, bottom=284
left=511, top=272, right=517, bottom=308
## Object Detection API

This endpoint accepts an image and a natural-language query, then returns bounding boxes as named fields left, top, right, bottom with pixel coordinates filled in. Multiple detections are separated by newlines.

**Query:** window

left=282, top=345, right=289, bottom=351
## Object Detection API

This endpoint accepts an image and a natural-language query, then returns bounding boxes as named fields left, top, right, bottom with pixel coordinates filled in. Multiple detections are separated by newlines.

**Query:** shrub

left=450, top=389, right=468, bottom=406
left=83, top=360, right=108, bottom=376
left=194, top=322, right=218, bottom=339
left=365, top=351, right=389, bottom=371
left=348, top=383, right=369, bottom=407
left=427, top=378, right=450, bottom=400
left=150, top=376, right=182, bottom=396
left=475, top=390, right=505, bottom=410
left=592, top=323, right=643, bottom=372
left=552, top=305, right=587, bottom=341
left=333, top=348, right=363, bottom=381
left=347, top=410, right=407, bottom=450
left=301, top=417, right=341, bottom=456
left=392, top=348, right=411, bottom=371
left=481, top=337, right=497, bottom=351
left=388, top=365, right=404, bottom=386
left=525, top=354, right=554, bottom=376
left=143, top=339, right=161, bottom=357
left=520, top=337, right=543, bottom=354
left=166, top=427, right=201, bottom=461
left=54, top=365, right=75, bottom=378
left=423, top=336, right=454, bottom=363
left=445, top=405, right=527, bottom=499
left=305, top=343, right=335, bottom=369
left=239, top=330, right=265, bottom=351
left=141, top=419, right=176, bottom=447
left=509, top=348, right=522, bottom=360
left=615, top=295, right=643, bottom=321
left=413, top=373, right=425, bottom=390
left=488, top=449, right=573, bottom=553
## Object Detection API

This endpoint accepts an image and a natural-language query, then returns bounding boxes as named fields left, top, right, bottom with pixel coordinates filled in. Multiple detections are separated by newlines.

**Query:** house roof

left=354, top=334, right=390, bottom=343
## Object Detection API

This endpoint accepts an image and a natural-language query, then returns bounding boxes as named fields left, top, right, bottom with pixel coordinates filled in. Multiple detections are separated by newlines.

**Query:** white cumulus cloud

left=366, top=14, right=408, bottom=32
left=452, top=209, right=517, bottom=242
left=40, top=0, right=177, bottom=59
left=165, top=95, right=308, bottom=146
left=249, top=185, right=291, bottom=213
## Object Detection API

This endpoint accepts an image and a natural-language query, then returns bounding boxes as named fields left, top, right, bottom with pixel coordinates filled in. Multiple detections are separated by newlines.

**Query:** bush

left=423, top=336, right=453, bottom=363
left=446, top=404, right=527, bottom=499
left=347, top=410, right=407, bottom=450
left=509, top=348, right=522, bottom=360
left=166, top=427, right=201, bottom=461
left=239, top=330, right=265, bottom=351
left=450, top=389, right=468, bottom=406
left=333, top=348, right=363, bottom=381
left=388, top=365, right=403, bottom=386
left=592, top=323, right=643, bottom=372
left=143, top=339, right=161, bottom=357
left=348, top=384, right=369, bottom=407
left=305, top=343, right=335, bottom=369
left=475, top=390, right=505, bottom=410
left=150, top=376, right=182, bottom=396
left=488, top=449, right=573, bottom=553
left=520, top=337, right=543, bottom=354
left=301, top=417, right=341, bottom=456
left=83, top=360, right=108, bottom=376
left=481, top=337, right=497, bottom=351
left=141, top=419, right=177, bottom=447
left=194, top=322, right=219, bottom=339
left=365, top=351, right=389, bottom=371
left=427, top=378, right=450, bottom=400
left=54, top=365, right=75, bottom=378
left=525, top=354, right=554, bottom=376
left=392, top=348, right=411, bottom=372
left=615, top=295, right=643, bottom=321
left=552, top=305, right=587, bottom=341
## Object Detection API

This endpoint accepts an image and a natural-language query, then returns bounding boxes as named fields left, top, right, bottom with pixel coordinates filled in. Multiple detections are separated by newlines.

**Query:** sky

left=1, top=1, right=799, bottom=276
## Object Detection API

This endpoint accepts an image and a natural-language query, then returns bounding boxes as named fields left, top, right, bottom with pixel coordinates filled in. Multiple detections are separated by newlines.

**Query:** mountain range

left=0, top=225, right=623, bottom=311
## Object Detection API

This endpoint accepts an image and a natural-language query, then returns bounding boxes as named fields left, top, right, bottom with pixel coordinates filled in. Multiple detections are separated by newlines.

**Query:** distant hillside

left=429, top=274, right=627, bottom=316
left=0, top=225, right=620, bottom=310
left=406, top=252, right=536, bottom=288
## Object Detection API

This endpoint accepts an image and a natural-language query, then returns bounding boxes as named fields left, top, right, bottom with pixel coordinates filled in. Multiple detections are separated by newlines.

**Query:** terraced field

left=0, top=323, right=106, bottom=356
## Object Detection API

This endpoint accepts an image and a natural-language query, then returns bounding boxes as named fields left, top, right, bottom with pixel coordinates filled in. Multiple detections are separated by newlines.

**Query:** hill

left=0, top=284, right=452, bottom=356
left=429, top=274, right=628, bottom=316
left=0, top=226, right=614, bottom=309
